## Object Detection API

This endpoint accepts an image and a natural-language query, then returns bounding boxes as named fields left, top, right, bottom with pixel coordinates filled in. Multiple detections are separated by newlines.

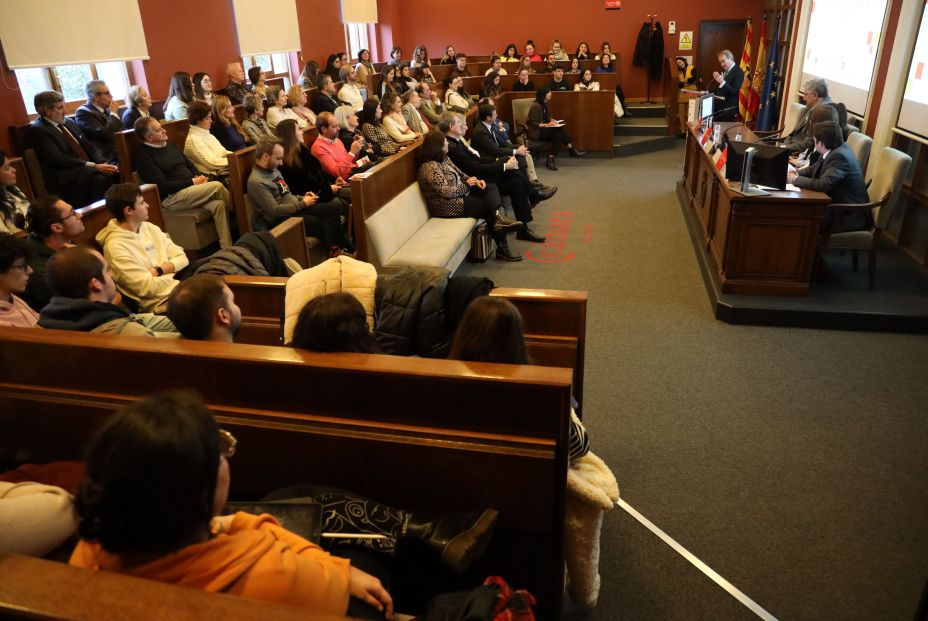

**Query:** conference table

left=681, top=121, right=831, bottom=296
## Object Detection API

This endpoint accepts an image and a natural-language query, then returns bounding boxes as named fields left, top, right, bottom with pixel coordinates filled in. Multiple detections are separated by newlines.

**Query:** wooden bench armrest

left=270, top=217, right=309, bottom=268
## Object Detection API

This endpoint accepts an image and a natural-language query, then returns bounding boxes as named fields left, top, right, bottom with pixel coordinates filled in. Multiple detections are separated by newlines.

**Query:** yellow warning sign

left=679, top=31, right=693, bottom=50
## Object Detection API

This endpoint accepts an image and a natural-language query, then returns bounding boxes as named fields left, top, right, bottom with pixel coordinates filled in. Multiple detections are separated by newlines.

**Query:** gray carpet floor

left=456, top=144, right=928, bottom=620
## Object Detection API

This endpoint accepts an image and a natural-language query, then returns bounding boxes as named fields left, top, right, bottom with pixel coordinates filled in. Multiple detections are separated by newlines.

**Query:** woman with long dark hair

left=0, top=152, right=30, bottom=235
left=379, top=65, right=399, bottom=98
left=192, top=72, right=213, bottom=104
left=324, top=53, right=341, bottom=82
left=481, top=71, right=502, bottom=99
left=359, top=98, right=402, bottom=157
left=527, top=87, right=584, bottom=170
left=164, top=72, right=195, bottom=120
left=292, top=292, right=378, bottom=353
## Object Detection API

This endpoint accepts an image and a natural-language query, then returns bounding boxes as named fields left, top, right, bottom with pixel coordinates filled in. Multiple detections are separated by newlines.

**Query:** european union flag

left=755, top=15, right=781, bottom=131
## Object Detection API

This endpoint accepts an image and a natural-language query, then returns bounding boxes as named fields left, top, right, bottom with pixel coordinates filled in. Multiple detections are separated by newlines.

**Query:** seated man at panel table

left=96, top=183, right=189, bottom=313
left=441, top=112, right=546, bottom=243
left=166, top=274, right=240, bottom=343
left=30, top=91, right=119, bottom=208
left=787, top=122, right=870, bottom=237
left=74, top=80, right=123, bottom=164
left=219, top=62, right=249, bottom=105
left=38, top=245, right=178, bottom=337
left=133, top=117, right=234, bottom=249
left=781, top=78, right=834, bottom=154
left=20, top=196, right=84, bottom=312
left=184, top=101, right=232, bottom=179
left=471, top=103, right=557, bottom=199
left=549, top=66, right=572, bottom=92
left=312, top=76, right=341, bottom=116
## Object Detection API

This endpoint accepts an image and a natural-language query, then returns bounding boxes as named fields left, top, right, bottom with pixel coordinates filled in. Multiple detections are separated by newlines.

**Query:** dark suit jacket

left=793, top=143, right=871, bottom=234
left=446, top=136, right=506, bottom=180
left=311, top=92, right=339, bottom=115
left=714, top=64, right=744, bottom=121
left=29, top=117, right=101, bottom=190
left=75, top=104, right=122, bottom=162
left=121, top=107, right=144, bottom=131
left=470, top=121, right=518, bottom=159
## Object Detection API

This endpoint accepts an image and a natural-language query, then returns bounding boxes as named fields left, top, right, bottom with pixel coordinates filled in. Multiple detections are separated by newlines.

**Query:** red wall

left=385, top=0, right=764, bottom=98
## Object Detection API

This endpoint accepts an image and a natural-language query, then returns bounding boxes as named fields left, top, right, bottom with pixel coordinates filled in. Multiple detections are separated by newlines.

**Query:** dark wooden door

left=696, top=20, right=747, bottom=91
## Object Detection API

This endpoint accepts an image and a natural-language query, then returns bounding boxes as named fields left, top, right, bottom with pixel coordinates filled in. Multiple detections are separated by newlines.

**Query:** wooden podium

left=682, top=122, right=831, bottom=296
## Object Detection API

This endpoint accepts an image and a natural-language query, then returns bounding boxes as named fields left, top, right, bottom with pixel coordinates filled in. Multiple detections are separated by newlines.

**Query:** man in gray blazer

left=782, top=78, right=834, bottom=154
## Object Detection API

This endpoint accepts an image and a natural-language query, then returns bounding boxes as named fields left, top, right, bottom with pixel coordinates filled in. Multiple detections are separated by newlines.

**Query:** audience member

left=410, top=45, right=431, bottom=69
left=299, top=60, right=320, bottom=89
left=164, top=72, right=195, bottom=120
left=247, top=66, right=266, bottom=99
left=220, top=62, right=249, bottom=105
left=595, top=42, right=616, bottom=60
left=354, top=50, right=374, bottom=86
left=0, top=233, right=39, bottom=327
left=379, top=65, right=400, bottom=98
left=292, top=291, right=378, bottom=353
left=593, top=55, right=628, bottom=117
left=788, top=122, right=869, bottom=236
left=481, top=71, right=502, bottom=99
left=96, top=183, right=189, bottom=312
left=121, top=85, right=153, bottom=130
left=184, top=101, right=231, bottom=178
left=451, top=54, right=470, bottom=79
left=476, top=97, right=546, bottom=188
left=247, top=138, right=351, bottom=258
left=387, top=47, right=402, bottom=66
left=192, top=72, right=214, bottom=104
left=381, top=93, right=419, bottom=144
left=359, top=98, right=402, bottom=157
left=549, top=40, right=569, bottom=61
left=312, top=112, right=367, bottom=181
left=528, top=87, right=584, bottom=170
left=544, top=53, right=560, bottom=74
left=38, top=245, right=177, bottom=336
left=576, top=69, right=600, bottom=91
left=523, top=41, right=542, bottom=62
left=417, top=131, right=521, bottom=261
left=312, top=76, right=341, bottom=115
left=241, top=93, right=275, bottom=144
left=549, top=66, right=571, bottom=91
left=30, top=90, right=118, bottom=207
left=287, top=85, right=317, bottom=128
left=323, top=54, right=341, bottom=82
left=210, top=95, right=249, bottom=151
left=401, top=90, right=431, bottom=134
left=710, top=50, right=742, bottom=122
left=676, top=57, right=696, bottom=87
left=443, top=76, right=473, bottom=113
left=439, top=45, right=456, bottom=65
left=0, top=152, right=29, bottom=235
left=575, top=42, right=591, bottom=60
left=133, top=117, right=234, bottom=248
left=485, top=56, right=507, bottom=77
left=167, top=274, right=241, bottom=343
left=20, top=196, right=84, bottom=311
left=790, top=104, right=841, bottom=168
left=518, top=55, right=536, bottom=75
left=442, top=112, right=544, bottom=243
left=501, top=44, right=520, bottom=63
left=567, top=57, right=581, bottom=74
left=74, top=80, right=122, bottom=163
left=334, top=105, right=375, bottom=161
left=397, top=63, right=418, bottom=92
left=265, top=85, right=306, bottom=131
left=513, top=68, right=535, bottom=92
left=417, top=83, right=444, bottom=124
left=338, top=66, right=364, bottom=110
left=275, top=119, right=351, bottom=254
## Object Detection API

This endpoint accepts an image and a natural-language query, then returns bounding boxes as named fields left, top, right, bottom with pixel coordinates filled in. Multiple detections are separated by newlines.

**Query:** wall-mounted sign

left=679, top=31, right=693, bottom=50
left=605, top=0, right=621, bottom=9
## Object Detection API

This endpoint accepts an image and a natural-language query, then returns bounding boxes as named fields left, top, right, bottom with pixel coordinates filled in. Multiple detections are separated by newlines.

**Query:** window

left=15, top=62, right=131, bottom=114
left=344, top=23, right=370, bottom=61
left=242, top=53, right=291, bottom=88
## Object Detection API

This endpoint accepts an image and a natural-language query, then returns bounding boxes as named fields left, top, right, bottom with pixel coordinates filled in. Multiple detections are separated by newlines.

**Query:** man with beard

left=166, top=274, right=242, bottom=343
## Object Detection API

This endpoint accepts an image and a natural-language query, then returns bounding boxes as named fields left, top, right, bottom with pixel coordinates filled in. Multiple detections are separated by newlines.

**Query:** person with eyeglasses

left=75, top=80, right=123, bottom=164
left=20, top=196, right=84, bottom=312
left=0, top=233, right=39, bottom=327
left=71, top=390, right=501, bottom=618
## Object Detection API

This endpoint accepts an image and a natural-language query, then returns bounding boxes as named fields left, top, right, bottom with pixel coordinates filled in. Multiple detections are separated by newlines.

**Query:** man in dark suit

left=781, top=78, right=833, bottom=154
left=440, top=112, right=546, bottom=243
left=74, top=80, right=122, bottom=163
left=311, top=76, right=340, bottom=115
left=471, top=103, right=557, bottom=202
left=788, top=122, right=870, bottom=235
left=711, top=50, right=743, bottom=122
left=30, top=91, right=118, bottom=208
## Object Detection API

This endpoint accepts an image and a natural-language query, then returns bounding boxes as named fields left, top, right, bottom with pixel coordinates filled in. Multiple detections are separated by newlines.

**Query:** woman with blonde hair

left=380, top=93, right=418, bottom=144
left=209, top=95, right=249, bottom=150
left=241, top=93, right=274, bottom=144
left=287, top=85, right=316, bottom=127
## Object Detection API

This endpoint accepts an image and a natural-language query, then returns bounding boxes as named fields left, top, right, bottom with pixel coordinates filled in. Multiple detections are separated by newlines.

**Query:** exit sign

left=605, top=0, right=621, bottom=8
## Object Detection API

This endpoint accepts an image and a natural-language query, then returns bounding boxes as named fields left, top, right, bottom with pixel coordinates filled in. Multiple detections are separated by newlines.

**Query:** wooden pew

left=0, top=326, right=573, bottom=617
left=0, top=553, right=349, bottom=621
left=227, top=146, right=256, bottom=235
left=491, top=91, right=616, bottom=153
left=9, top=156, right=35, bottom=203
left=71, top=183, right=166, bottom=251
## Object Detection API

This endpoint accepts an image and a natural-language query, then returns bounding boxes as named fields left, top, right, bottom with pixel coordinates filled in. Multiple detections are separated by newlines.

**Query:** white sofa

left=364, top=182, right=477, bottom=273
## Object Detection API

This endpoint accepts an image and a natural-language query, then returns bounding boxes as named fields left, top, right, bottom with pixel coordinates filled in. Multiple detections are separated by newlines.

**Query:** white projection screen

left=801, top=0, right=890, bottom=115
left=898, top=1, right=928, bottom=138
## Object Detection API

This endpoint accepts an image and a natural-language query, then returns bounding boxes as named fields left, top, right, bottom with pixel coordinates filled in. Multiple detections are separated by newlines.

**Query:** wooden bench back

left=9, top=157, right=35, bottom=203
left=0, top=326, right=572, bottom=613
left=227, top=146, right=256, bottom=235
left=70, top=184, right=166, bottom=252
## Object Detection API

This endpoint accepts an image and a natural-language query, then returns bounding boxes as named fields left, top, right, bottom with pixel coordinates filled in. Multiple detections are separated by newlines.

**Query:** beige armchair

left=846, top=132, right=873, bottom=176
left=822, top=146, right=912, bottom=288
